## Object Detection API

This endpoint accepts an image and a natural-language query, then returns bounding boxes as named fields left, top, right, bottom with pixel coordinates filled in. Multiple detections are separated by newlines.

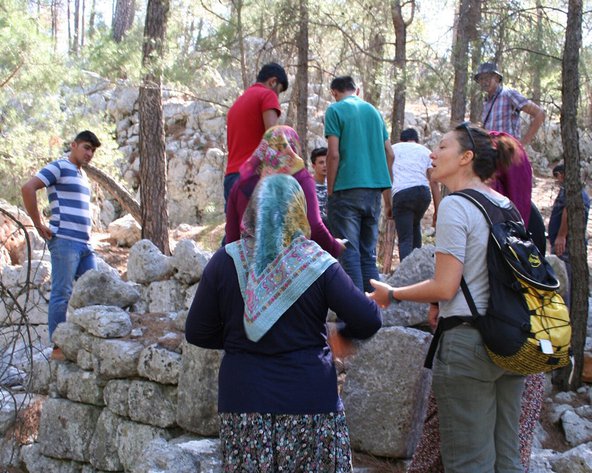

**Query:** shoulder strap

left=451, top=189, right=521, bottom=226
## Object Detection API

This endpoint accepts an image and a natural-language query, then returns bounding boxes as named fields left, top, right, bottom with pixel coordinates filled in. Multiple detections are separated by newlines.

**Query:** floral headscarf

left=239, top=125, right=305, bottom=182
left=225, top=174, right=336, bottom=342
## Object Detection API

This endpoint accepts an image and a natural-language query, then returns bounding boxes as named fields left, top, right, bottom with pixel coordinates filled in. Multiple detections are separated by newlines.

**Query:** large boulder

left=382, top=246, right=435, bottom=327
left=137, top=344, right=182, bottom=385
left=69, top=305, right=132, bottom=338
left=342, top=327, right=433, bottom=458
left=38, top=398, right=102, bottom=462
left=108, top=213, right=141, bottom=247
left=89, top=408, right=125, bottom=471
left=69, top=270, right=140, bottom=309
left=172, top=239, right=211, bottom=285
left=177, top=343, right=222, bottom=436
left=127, top=239, right=174, bottom=284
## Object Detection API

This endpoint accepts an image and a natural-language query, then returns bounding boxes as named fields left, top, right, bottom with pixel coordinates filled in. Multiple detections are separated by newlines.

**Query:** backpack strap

left=451, top=189, right=522, bottom=226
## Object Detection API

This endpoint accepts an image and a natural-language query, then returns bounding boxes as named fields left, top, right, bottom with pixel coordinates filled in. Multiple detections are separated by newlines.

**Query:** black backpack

left=449, top=189, right=571, bottom=375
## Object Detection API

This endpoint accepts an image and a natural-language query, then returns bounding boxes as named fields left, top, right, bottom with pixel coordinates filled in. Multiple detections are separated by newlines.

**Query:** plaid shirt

left=482, top=86, right=529, bottom=139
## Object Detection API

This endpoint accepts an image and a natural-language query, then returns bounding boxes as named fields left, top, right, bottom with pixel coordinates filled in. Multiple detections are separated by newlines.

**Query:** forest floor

left=92, top=172, right=591, bottom=472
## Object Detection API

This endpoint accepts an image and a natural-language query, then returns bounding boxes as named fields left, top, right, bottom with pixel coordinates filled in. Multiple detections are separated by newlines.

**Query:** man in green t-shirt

left=324, top=76, right=394, bottom=292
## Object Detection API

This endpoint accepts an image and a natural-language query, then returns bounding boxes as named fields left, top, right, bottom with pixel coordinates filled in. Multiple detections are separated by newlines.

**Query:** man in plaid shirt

left=474, top=62, right=545, bottom=146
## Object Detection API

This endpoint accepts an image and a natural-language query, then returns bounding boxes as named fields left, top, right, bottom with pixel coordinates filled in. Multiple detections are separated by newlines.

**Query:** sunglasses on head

left=457, top=121, right=477, bottom=158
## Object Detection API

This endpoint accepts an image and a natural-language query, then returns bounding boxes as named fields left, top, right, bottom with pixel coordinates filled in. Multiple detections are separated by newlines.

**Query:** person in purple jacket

left=225, top=125, right=344, bottom=258
left=187, top=174, right=381, bottom=472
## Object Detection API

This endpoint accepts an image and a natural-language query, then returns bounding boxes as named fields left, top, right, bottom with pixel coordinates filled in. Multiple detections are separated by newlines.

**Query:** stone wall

left=0, top=238, right=437, bottom=471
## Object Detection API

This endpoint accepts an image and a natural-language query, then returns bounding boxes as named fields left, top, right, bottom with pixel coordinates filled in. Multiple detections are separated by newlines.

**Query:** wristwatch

left=388, top=289, right=401, bottom=304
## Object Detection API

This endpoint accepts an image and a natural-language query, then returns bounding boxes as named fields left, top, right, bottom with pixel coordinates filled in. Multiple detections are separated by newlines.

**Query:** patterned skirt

left=219, top=411, right=353, bottom=472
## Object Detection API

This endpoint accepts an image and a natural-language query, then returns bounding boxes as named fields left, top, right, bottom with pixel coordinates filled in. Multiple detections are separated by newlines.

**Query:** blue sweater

left=185, top=247, right=382, bottom=415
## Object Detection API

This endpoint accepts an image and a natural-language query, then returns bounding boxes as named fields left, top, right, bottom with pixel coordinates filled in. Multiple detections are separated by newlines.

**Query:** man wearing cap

left=474, top=62, right=545, bottom=146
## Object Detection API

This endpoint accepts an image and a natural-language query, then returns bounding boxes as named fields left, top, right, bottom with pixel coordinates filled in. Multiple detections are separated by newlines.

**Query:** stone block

left=342, top=327, right=432, bottom=458
left=128, top=380, right=177, bottom=428
left=137, top=344, right=182, bottom=385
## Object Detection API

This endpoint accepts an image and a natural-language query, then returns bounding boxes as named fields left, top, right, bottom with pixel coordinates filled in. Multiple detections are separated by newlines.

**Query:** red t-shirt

left=226, top=83, right=281, bottom=175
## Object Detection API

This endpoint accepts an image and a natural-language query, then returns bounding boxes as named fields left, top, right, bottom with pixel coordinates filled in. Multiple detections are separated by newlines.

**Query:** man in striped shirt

left=22, top=130, right=101, bottom=360
left=474, top=62, right=545, bottom=146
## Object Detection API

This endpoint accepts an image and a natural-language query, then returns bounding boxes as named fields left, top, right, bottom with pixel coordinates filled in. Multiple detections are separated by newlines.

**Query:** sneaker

left=51, top=347, right=65, bottom=361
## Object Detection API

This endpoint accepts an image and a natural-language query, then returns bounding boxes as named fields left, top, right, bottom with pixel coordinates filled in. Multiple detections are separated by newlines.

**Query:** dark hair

left=74, top=130, right=101, bottom=148
left=310, top=147, right=327, bottom=164
left=454, top=123, right=515, bottom=181
left=257, top=63, right=288, bottom=92
left=400, top=128, right=419, bottom=142
left=553, top=163, right=565, bottom=176
left=330, top=76, right=356, bottom=93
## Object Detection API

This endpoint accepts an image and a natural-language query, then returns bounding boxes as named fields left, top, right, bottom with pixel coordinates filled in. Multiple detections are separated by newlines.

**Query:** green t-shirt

left=324, top=95, right=391, bottom=191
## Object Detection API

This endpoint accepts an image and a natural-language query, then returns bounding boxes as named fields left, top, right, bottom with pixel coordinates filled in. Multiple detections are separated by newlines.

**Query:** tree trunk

left=85, top=165, right=141, bottom=223
left=233, top=0, right=249, bottom=90
left=139, top=0, right=170, bottom=255
left=51, top=0, right=59, bottom=52
left=558, top=0, right=587, bottom=391
left=67, top=0, right=72, bottom=53
left=390, top=0, right=415, bottom=141
left=112, top=0, right=136, bottom=43
left=468, top=0, right=482, bottom=123
left=532, top=0, right=543, bottom=104
left=72, top=0, right=80, bottom=55
left=88, top=0, right=97, bottom=38
left=364, top=31, right=385, bottom=108
left=81, top=0, right=86, bottom=48
left=450, top=0, right=480, bottom=125
left=295, top=0, right=309, bottom=157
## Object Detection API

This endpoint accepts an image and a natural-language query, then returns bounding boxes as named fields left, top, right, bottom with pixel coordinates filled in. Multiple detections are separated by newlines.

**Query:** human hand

left=367, top=279, right=392, bottom=308
left=337, top=238, right=348, bottom=252
left=328, top=330, right=354, bottom=359
left=428, top=303, right=439, bottom=332
left=35, top=223, right=53, bottom=241
left=554, top=235, right=567, bottom=257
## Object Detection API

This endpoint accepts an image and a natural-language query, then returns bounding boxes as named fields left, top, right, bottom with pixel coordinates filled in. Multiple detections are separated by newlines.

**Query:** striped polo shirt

left=36, top=159, right=92, bottom=243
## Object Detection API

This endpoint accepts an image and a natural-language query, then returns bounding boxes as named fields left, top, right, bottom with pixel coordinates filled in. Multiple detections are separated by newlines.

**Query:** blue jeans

left=47, top=237, right=96, bottom=342
left=392, top=185, right=431, bottom=261
left=327, top=188, right=381, bottom=293
left=433, top=325, right=524, bottom=473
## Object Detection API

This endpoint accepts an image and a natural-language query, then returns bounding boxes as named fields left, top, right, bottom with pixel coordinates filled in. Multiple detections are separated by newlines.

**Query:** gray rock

left=554, top=390, right=577, bottom=404
left=184, top=283, right=198, bottom=310
left=88, top=409, right=124, bottom=471
left=56, top=362, right=81, bottom=398
left=549, top=403, right=573, bottom=423
left=103, top=379, right=132, bottom=417
left=38, top=398, right=102, bottom=462
left=172, top=239, right=211, bottom=285
left=127, top=240, right=174, bottom=284
left=52, top=322, right=85, bottom=361
left=547, top=254, right=570, bottom=302
left=382, top=246, right=435, bottom=326
left=70, top=270, right=140, bottom=309
left=66, top=369, right=106, bottom=406
left=18, top=259, right=51, bottom=287
left=108, top=213, right=141, bottom=247
left=129, top=438, right=200, bottom=473
left=21, top=443, right=84, bottom=473
left=70, top=305, right=132, bottom=338
left=177, top=343, right=222, bottom=436
left=172, top=436, right=223, bottom=473
left=342, top=327, right=432, bottom=458
left=551, top=442, right=592, bottom=472
left=17, top=289, right=49, bottom=325
left=94, top=339, right=144, bottom=379
left=148, top=279, right=185, bottom=312
left=128, top=380, right=178, bottom=428
left=137, top=344, right=182, bottom=385
left=529, top=448, right=559, bottom=473
left=77, top=349, right=95, bottom=371
left=116, top=419, right=172, bottom=472
left=24, top=351, right=52, bottom=394
left=562, top=409, right=592, bottom=446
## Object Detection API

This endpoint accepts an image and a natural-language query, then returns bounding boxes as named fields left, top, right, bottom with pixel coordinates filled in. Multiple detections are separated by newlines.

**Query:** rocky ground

left=90, top=172, right=591, bottom=471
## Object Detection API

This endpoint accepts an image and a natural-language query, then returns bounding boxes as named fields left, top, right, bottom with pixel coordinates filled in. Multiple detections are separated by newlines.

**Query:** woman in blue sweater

left=186, top=174, right=381, bottom=472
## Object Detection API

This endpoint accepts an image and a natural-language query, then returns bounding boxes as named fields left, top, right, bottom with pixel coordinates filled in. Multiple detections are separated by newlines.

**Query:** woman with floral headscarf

left=187, top=174, right=381, bottom=472
left=225, top=125, right=344, bottom=257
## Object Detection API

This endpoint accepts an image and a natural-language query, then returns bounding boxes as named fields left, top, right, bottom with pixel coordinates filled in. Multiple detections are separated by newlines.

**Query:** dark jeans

left=392, top=185, right=431, bottom=261
left=327, top=188, right=381, bottom=293
left=223, top=172, right=240, bottom=213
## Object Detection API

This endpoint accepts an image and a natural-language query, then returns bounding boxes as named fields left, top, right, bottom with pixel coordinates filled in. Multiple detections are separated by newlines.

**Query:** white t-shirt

left=391, top=141, right=432, bottom=195
left=435, top=191, right=512, bottom=319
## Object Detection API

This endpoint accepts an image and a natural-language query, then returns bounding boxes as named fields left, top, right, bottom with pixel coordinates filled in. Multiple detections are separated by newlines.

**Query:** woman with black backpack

left=369, top=123, right=525, bottom=473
